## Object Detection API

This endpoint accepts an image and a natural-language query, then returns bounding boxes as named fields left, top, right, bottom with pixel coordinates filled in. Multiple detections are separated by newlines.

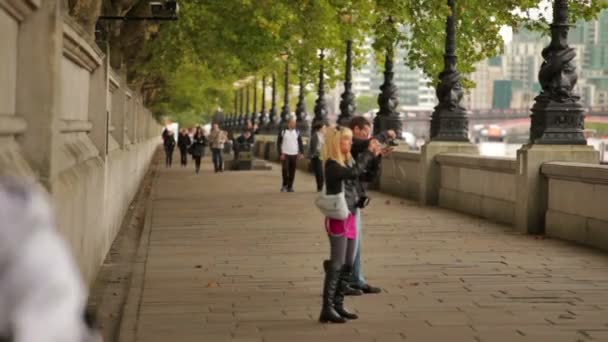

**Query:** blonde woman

left=319, top=126, right=381, bottom=324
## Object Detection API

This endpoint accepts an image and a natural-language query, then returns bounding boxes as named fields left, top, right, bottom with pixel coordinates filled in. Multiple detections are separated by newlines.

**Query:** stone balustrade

left=543, top=162, right=608, bottom=250
left=436, top=154, right=517, bottom=225
left=253, top=134, right=607, bottom=251
left=0, top=0, right=162, bottom=284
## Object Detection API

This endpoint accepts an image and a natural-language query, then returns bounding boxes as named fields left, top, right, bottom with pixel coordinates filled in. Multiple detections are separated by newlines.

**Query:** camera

left=149, top=1, right=163, bottom=15
left=150, top=0, right=179, bottom=18
left=356, top=196, right=371, bottom=209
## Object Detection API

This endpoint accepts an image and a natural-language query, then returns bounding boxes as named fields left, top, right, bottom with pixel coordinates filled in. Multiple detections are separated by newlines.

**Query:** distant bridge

left=400, top=107, right=608, bottom=138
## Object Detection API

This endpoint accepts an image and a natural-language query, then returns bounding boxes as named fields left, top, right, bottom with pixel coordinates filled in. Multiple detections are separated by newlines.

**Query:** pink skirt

left=325, top=213, right=357, bottom=240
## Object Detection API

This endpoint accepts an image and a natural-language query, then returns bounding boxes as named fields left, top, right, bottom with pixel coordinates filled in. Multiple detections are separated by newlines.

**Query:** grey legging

left=328, top=235, right=358, bottom=270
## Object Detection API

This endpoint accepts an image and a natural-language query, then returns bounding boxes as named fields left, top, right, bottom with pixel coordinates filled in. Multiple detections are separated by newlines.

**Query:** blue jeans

left=351, top=209, right=366, bottom=287
left=212, top=148, right=223, bottom=171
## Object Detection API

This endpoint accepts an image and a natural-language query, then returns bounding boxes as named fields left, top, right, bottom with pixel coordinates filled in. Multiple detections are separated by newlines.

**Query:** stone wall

left=543, top=162, right=608, bottom=251
left=437, top=154, right=517, bottom=225
left=378, top=150, right=421, bottom=200
left=0, top=0, right=161, bottom=284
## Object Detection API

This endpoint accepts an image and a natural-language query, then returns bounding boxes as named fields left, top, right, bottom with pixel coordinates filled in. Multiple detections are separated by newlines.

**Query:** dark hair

left=349, top=116, right=371, bottom=131
left=312, top=121, right=325, bottom=131
left=195, top=126, right=204, bottom=137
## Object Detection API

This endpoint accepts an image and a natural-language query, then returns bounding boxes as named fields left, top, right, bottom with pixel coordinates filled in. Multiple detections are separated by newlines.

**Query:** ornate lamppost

left=239, top=87, right=245, bottom=131
left=295, top=65, right=309, bottom=135
left=279, top=52, right=291, bottom=131
left=252, top=77, right=258, bottom=131
left=373, top=45, right=402, bottom=137
left=231, top=89, right=238, bottom=130
left=268, top=73, right=278, bottom=131
left=428, top=0, right=468, bottom=141
left=312, top=49, right=329, bottom=131
left=259, top=76, right=268, bottom=132
left=245, top=83, right=251, bottom=132
left=338, top=39, right=356, bottom=127
left=529, top=0, right=585, bottom=144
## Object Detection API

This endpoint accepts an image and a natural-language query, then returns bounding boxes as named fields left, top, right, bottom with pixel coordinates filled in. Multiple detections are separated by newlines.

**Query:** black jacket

left=177, top=133, right=191, bottom=150
left=163, top=135, right=175, bottom=149
left=351, top=131, right=392, bottom=184
left=277, top=128, right=304, bottom=155
left=324, top=151, right=375, bottom=214
left=191, top=135, right=207, bottom=157
left=235, top=135, right=254, bottom=152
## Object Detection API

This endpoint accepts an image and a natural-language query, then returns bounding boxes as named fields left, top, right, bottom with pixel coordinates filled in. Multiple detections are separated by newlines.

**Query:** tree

left=356, top=94, right=377, bottom=114
left=65, top=0, right=608, bottom=124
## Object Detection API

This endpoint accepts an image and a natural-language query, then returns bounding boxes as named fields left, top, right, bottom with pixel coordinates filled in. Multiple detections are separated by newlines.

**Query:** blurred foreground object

left=0, top=177, right=101, bottom=342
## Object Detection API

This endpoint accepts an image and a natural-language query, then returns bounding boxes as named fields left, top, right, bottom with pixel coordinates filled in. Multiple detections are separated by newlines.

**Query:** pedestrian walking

left=162, top=128, right=175, bottom=168
left=317, top=126, right=381, bottom=324
left=308, top=121, right=326, bottom=192
left=177, top=128, right=192, bottom=167
left=191, top=127, right=208, bottom=174
left=209, top=123, right=228, bottom=173
left=277, top=116, right=304, bottom=192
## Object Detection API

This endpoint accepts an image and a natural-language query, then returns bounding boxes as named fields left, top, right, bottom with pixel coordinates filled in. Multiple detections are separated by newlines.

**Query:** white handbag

left=315, top=182, right=349, bottom=220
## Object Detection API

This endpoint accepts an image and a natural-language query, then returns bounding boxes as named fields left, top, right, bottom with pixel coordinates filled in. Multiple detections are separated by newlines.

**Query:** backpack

left=280, top=128, right=300, bottom=138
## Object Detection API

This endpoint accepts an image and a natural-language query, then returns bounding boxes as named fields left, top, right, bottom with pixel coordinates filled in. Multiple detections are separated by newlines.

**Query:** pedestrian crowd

left=162, top=123, right=235, bottom=174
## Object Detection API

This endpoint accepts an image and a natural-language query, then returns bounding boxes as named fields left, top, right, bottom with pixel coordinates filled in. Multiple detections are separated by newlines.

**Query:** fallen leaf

left=207, top=281, right=219, bottom=288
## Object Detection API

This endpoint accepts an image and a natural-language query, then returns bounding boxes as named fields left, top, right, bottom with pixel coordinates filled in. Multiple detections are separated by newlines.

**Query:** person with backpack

left=191, top=127, right=208, bottom=174
left=161, top=128, right=176, bottom=168
left=177, top=128, right=192, bottom=167
left=277, top=116, right=304, bottom=192
left=308, top=121, right=327, bottom=192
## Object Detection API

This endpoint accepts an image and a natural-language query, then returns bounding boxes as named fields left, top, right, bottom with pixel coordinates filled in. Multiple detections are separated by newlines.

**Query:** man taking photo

left=347, top=116, right=396, bottom=295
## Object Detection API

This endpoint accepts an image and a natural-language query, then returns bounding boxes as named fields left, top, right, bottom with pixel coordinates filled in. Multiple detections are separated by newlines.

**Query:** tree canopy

left=66, top=0, right=608, bottom=125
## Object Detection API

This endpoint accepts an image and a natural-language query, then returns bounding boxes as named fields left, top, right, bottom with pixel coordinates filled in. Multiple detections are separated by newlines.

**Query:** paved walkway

left=130, top=158, right=608, bottom=342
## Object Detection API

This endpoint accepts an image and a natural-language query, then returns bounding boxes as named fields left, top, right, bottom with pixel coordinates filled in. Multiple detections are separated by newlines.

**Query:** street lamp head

left=317, top=48, right=325, bottom=59
left=280, top=51, right=290, bottom=61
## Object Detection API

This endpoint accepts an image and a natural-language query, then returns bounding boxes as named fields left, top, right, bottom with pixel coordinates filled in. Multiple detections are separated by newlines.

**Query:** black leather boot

left=335, top=265, right=359, bottom=319
left=319, top=260, right=347, bottom=323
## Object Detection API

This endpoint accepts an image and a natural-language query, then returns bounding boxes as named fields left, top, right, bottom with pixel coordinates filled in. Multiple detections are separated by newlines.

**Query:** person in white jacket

left=0, top=177, right=100, bottom=342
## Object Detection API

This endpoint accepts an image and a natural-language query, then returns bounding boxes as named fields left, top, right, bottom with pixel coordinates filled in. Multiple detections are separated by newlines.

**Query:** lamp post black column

left=373, top=47, right=403, bottom=136
left=529, top=0, right=585, bottom=144
left=246, top=84, right=251, bottom=131
left=252, top=77, right=258, bottom=130
left=295, top=65, right=309, bottom=136
left=280, top=59, right=290, bottom=130
left=429, top=0, right=468, bottom=141
left=239, top=87, right=245, bottom=131
left=268, top=73, right=278, bottom=131
left=233, top=89, right=238, bottom=130
left=312, top=50, right=329, bottom=131
left=259, top=76, right=268, bottom=132
left=338, top=40, right=356, bottom=127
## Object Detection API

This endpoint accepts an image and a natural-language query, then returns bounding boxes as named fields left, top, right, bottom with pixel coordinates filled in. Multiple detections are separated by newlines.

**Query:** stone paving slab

left=130, top=159, right=608, bottom=341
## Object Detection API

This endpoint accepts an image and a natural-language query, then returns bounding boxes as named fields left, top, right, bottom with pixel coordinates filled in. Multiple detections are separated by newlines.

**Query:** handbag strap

left=321, top=180, right=345, bottom=195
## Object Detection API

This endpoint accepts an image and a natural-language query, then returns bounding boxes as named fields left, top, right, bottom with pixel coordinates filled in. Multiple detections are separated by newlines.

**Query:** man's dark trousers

left=282, top=155, right=298, bottom=190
